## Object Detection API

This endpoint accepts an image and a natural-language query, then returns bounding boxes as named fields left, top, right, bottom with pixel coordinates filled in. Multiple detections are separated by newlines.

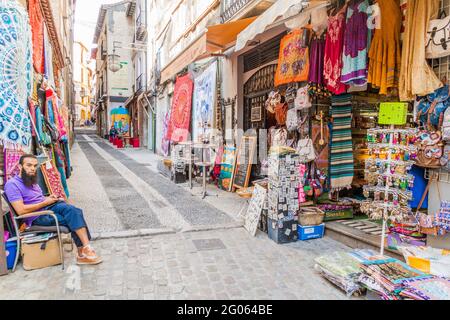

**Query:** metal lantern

left=108, top=53, right=122, bottom=72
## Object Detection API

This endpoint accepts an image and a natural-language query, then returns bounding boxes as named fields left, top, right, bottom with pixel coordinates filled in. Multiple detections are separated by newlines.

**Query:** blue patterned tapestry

left=0, top=0, right=33, bottom=149
left=192, top=61, right=217, bottom=143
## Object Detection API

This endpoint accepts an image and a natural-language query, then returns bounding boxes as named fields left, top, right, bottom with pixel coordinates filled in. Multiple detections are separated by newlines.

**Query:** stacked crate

left=267, top=151, right=300, bottom=243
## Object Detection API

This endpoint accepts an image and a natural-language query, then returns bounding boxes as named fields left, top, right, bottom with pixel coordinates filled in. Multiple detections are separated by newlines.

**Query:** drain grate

left=192, top=239, right=226, bottom=251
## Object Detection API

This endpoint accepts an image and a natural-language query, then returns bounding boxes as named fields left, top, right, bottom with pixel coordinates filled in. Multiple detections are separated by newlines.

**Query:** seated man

left=4, top=154, right=102, bottom=266
left=109, top=125, right=118, bottom=139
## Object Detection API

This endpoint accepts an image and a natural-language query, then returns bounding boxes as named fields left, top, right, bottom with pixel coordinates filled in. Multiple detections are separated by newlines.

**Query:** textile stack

left=400, top=277, right=450, bottom=300
left=358, top=258, right=428, bottom=300
left=387, top=220, right=426, bottom=250
left=314, top=251, right=365, bottom=296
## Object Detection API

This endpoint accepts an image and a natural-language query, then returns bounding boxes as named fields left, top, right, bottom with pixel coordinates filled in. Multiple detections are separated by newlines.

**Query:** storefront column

left=428, top=182, right=450, bottom=250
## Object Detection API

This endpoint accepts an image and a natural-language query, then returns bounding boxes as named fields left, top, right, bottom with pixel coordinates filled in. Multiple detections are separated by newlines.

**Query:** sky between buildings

left=74, top=0, right=120, bottom=51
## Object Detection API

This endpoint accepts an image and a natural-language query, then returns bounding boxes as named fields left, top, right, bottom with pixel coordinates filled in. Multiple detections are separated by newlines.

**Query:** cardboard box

left=21, top=238, right=62, bottom=271
left=298, top=223, right=325, bottom=241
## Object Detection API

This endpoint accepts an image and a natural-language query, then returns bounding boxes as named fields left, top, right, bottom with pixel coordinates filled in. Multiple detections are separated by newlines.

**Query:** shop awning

left=160, top=17, right=257, bottom=84
left=235, top=0, right=329, bottom=52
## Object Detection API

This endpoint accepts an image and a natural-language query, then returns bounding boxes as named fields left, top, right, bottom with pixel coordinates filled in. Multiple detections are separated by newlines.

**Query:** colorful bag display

left=274, top=29, right=310, bottom=87
left=294, top=86, right=312, bottom=110
left=414, top=130, right=444, bottom=168
left=286, top=109, right=299, bottom=132
left=274, top=103, right=288, bottom=126
left=296, top=138, right=316, bottom=163
left=416, top=85, right=450, bottom=128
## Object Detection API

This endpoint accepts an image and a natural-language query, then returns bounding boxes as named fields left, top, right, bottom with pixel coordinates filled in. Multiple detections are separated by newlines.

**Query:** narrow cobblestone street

left=0, top=130, right=358, bottom=300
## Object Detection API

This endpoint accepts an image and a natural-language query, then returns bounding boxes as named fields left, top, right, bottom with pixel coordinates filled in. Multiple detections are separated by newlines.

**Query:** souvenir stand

left=0, top=0, right=72, bottom=272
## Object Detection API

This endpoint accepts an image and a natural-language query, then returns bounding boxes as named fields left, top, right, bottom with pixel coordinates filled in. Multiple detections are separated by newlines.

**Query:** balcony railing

left=221, top=0, right=253, bottom=23
left=136, top=73, right=146, bottom=93
left=135, top=12, right=147, bottom=41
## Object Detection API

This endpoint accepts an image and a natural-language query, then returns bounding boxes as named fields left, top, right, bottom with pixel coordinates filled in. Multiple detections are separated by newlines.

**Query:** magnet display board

left=243, top=184, right=268, bottom=236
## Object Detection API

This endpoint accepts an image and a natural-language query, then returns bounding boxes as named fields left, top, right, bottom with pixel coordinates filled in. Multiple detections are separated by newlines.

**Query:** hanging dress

left=399, top=0, right=442, bottom=101
left=324, top=7, right=348, bottom=95
left=341, top=0, right=371, bottom=89
left=308, top=34, right=331, bottom=98
left=367, top=0, right=402, bottom=95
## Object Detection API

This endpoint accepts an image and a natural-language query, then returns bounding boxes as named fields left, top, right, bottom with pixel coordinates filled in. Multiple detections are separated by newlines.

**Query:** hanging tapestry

left=4, top=149, right=23, bottom=182
left=161, top=110, right=171, bottom=157
left=330, top=94, right=354, bottom=191
left=218, top=145, right=236, bottom=191
left=324, top=7, right=348, bottom=95
left=0, top=0, right=33, bottom=149
left=341, top=0, right=371, bottom=88
left=28, top=0, right=44, bottom=73
left=40, top=160, right=67, bottom=200
left=192, top=61, right=217, bottom=143
left=274, top=29, right=310, bottom=87
left=166, top=74, right=194, bottom=143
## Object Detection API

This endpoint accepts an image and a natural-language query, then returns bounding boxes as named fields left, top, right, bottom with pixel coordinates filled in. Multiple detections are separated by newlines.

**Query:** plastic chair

left=1, top=191, right=68, bottom=271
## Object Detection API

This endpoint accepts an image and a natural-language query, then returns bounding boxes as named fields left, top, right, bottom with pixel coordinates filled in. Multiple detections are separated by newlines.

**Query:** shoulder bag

left=296, top=137, right=316, bottom=163
left=426, top=11, right=450, bottom=59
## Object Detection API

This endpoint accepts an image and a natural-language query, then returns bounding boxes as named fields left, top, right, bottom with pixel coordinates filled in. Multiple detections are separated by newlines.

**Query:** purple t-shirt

left=4, top=176, right=46, bottom=226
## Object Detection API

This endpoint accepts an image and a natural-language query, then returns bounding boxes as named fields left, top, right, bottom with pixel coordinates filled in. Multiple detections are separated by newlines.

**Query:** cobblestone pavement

left=0, top=228, right=357, bottom=300
left=0, top=129, right=359, bottom=300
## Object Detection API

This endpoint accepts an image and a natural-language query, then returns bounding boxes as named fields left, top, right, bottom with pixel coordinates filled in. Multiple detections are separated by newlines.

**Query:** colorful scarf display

left=330, top=94, right=354, bottom=191
left=0, top=0, right=33, bottom=149
left=166, top=74, right=194, bottom=143
left=274, top=29, right=310, bottom=87
left=192, top=61, right=217, bottom=143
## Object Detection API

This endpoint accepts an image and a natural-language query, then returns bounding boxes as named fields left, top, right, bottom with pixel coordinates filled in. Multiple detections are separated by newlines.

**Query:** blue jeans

left=33, top=201, right=91, bottom=248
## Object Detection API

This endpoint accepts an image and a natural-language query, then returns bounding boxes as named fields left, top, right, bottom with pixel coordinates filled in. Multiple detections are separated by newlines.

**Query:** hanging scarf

left=0, top=0, right=33, bottom=149
left=28, top=0, right=44, bottom=73
left=53, top=143, right=69, bottom=198
left=43, top=26, right=55, bottom=88
left=330, top=94, right=354, bottom=191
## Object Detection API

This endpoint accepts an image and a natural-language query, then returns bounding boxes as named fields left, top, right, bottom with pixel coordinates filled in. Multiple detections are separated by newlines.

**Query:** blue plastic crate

left=5, top=240, right=17, bottom=270
left=298, top=223, right=325, bottom=241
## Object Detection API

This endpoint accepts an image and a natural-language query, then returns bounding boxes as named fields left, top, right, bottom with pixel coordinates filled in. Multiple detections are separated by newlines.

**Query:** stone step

left=325, top=220, right=403, bottom=260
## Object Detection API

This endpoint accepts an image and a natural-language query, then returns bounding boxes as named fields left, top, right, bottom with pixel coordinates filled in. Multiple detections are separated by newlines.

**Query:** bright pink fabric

left=323, top=8, right=348, bottom=95
left=166, top=74, right=194, bottom=143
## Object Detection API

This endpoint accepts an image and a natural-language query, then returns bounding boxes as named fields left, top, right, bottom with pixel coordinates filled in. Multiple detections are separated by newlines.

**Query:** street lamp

left=107, top=41, right=147, bottom=73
